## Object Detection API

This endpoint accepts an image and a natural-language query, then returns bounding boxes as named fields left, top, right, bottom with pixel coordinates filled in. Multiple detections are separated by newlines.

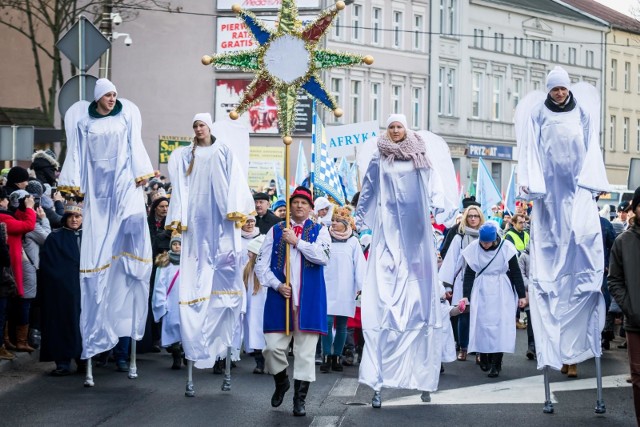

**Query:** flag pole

left=284, top=136, right=292, bottom=336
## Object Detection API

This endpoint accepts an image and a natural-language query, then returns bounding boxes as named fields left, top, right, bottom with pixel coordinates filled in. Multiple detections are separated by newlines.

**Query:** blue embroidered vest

left=263, top=219, right=328, bottom=334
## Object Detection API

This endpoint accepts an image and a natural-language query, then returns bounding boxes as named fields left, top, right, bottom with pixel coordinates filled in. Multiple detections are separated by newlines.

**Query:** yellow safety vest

left=506, top=230, right=529, bottom=251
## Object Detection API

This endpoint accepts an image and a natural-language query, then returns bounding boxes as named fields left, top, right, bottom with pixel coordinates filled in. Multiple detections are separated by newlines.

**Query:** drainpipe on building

left=98, top=1, right=113, bottom=79
left=601, top=27, right=609, bottom=167
left=426, top=0, right=433, bottom=130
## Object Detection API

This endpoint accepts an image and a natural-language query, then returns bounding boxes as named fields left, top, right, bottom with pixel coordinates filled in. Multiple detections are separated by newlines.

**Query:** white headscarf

left=545, top=66, right=571, bottom=92
left=94, top=78, right=117, bottom=101
left=313, top=196, right=334, bottom=226
left=192, top=113, right=214, bottom=136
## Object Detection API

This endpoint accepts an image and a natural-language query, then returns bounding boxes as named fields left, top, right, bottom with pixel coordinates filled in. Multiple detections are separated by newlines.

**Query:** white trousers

left=264, top=329, right=319, bottom=382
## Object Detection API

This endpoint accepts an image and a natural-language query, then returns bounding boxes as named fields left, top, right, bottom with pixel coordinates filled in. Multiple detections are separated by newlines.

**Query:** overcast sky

left=593, top=0, right=637, bottom=17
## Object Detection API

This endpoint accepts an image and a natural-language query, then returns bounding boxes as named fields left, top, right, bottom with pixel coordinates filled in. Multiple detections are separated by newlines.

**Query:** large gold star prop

left=202, top=0, right=373, bottom=144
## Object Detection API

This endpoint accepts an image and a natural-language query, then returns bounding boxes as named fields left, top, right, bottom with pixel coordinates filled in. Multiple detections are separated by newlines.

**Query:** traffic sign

left=0, top=125, right=35, bottom=162
left=58, top=74, right=98, bottom=118
left=56, top=16, right=110, bottom=72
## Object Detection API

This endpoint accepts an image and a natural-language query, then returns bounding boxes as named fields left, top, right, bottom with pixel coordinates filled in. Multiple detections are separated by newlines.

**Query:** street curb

left=0, top=349, right=39, bottom=373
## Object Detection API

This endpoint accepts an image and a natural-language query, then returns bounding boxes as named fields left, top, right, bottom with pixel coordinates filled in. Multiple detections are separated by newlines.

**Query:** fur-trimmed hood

left=31, top=150, right=59, bottom=168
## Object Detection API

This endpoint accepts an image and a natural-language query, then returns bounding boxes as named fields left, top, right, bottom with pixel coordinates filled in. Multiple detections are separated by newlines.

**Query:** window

left=351, top=80, right=361, bottom=122
left=473, top=29, right=484, bottom=49
left=513, top=78, right=522, bottom=109
left=532, top=40, right=542, bottom=59
left=492, top=75, right=503, bottom=121
left=568, top=47, right=576, bottom=65
left=610, top=115, right=616, bottom=151
left=611, top=59, right=617, bottom=89
left=372, top=7, right=382, bottom=45
left=391, top=85, right=402, bottom=114
left=637, top=64, right=640, bottom=93
left=494, top=33, right=504, bottom=52
left=624, top=117, right=630, bottom=152
left=532, top=80, right=541, bottom=91
left=333, top=15, right=342, bottom=40
left=471, top=72, right=482, bottom=118
left=440, top=0, right=457, bottom=35
left=412, top=87, right=423, bottom=128
left=637, top=119, right=640, bottom=152
left=514, top=37, right=524, bottom=56
left=438, top=66, right=457, bottom=116
left=585, top=50, right=594, bottom=68
left=351, top=4, right=361, bottom=42
left=393, top=11, right=403, bottom=49
left=447, top=68, right=456, bottom=116
left=550, top=43, right=559, bottom=62
left=331, top=78, right=343, bottom=123
left=491, top=163, right=502, bottom=190
left=371, top=83, right=381, bottom=122
left=413, top=14, right=424, bottom=51
left=625, top=62, right=631, bottom=91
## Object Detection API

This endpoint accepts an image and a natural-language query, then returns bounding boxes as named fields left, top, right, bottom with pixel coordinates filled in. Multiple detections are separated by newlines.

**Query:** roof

left=558, top=0, right=640, bottom=33
left=488, top=0, right=606, bottom=26
left=0, top=107, right=53, bottom=128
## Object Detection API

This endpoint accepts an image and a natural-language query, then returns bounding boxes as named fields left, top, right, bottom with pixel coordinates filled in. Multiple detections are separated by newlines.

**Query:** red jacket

left=0, top=209, right=36, bottom=296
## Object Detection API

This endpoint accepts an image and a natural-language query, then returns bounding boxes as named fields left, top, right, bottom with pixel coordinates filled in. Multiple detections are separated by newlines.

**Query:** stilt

left=128, top=339, right=138, bottom=379
left=543, top=365, right=554, bottom=414
left=84, top=358, right=94, bottom=388
left=594, top=356, right=606, bottom=414
left=185, top=360, right=195, bottom=397
left=221, top=346, right=232, bottom=391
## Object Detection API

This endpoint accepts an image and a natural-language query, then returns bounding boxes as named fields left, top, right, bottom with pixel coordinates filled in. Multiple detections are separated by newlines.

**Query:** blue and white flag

left=295, top=141, right=309, bottom=186
left=273, top=162, right=288, bottom=200
left=503, top=165, right=517, bottom=214
left=476, top=157, right=502, bottom=218
left=312, top=113, right=345, bottom=205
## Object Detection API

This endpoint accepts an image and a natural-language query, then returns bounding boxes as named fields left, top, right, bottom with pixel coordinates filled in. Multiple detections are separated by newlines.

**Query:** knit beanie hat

left=7, top=166, right=30, bottom=185
left=546, top=66, right=571, bottom=92
left=192, top=113, right=214, bottom=135
left=26, top=180, right=44, bottom=197
left=247, top=234, right=265, bottom=255
left=462, top=196, right=481, bottom=209
left=631, top=186, right=640, bottom=213
left=272, top=199, right=286, bottom=211
left=94, top=78, right=117, bottom=101
left=9, top=190, right=30, bottom=208
left=170, top=232, right=182, bottom=247
left=479, top=223, right=498, bottom=243
left=386, top=114, right=408, bottom=129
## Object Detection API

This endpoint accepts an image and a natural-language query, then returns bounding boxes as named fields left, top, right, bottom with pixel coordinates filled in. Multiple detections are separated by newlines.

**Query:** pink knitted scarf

left=377, top=130, right=431, bottom=169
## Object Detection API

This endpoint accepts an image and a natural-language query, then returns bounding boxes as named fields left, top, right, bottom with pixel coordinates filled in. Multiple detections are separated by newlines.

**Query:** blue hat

left=479, top=223, right=497, bottom=243
left=272, top=199, right=286, bottom=210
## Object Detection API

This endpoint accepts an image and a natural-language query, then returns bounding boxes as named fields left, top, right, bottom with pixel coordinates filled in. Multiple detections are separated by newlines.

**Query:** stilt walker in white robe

left=59, top=79, right=154, bottom=385
left=355, top=114, right=457, bottom=408
left=166, top=113, right=254, bottom=396
left=515, top=66, right=610, bottom=414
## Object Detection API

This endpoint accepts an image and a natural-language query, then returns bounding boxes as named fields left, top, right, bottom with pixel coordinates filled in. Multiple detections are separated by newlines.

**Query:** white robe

left=166, top=142, right=254, bottom=369
left=356, top=148, right=457, bottom=392
left=59, top=99, right=154, bottom=359
left=323, top=235, right=366, bottom=317
left=152, top=263, right=181, bottom=347
left=438, top=232, right=478, bottom=306
left=243, top=273, right=267, bottom=352
left=517, top=99, right=608, bottom=369
left=462, top=240, right=519, bottom=353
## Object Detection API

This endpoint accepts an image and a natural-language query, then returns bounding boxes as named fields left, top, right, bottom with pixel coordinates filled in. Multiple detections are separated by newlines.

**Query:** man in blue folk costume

left=256, top=186, right=331, bottom=417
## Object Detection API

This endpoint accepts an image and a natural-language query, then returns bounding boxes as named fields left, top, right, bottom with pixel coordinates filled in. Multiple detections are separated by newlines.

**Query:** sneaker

left=116, top=360, right=129, bottom=372
left=315, top=354, right=322, bottom=366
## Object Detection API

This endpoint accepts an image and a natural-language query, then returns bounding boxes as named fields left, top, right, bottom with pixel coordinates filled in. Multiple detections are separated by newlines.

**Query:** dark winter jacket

left=608, top=223, right=640, bottom=332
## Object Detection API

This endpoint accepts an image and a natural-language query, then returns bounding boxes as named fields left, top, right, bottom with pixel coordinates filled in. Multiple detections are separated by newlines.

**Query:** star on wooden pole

left=202, top=0, right=374, bottom=144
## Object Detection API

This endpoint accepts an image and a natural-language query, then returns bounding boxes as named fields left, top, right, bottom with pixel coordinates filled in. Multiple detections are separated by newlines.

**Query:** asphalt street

left=0, top=329, right=635, bottom=426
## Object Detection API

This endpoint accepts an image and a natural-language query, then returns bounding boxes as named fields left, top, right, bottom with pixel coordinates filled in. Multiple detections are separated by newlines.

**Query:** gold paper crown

left=332, top=206, right=355, bottom=229
left=63, top=201, right=83, bottom=215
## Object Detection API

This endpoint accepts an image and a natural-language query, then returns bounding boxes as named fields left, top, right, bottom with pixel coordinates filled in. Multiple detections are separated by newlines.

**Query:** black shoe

left=293, top=380, right=310, bottom=416
left=271, top=369, right=290, bottom=407
left=171, top=351, right=182, bottom=370
left=488, top=364, right=499, bottom=378
left=116, top=360, right=129, bottom=372
left=602, top=339, right=610, bottom=351
left=479, top=353, right=490, bottom=372
left=319, top=356, right=331, bottom=373
left=253, top=354, right=265, bottom=374
left=331, top=355, right=343, bottom=372
left=50, top=368, right=71, bottom=377
left=526, top=345, right=536, bottom=360
left=212, top=359, right=224, bottom=374
left=342, top=350, right=354, bottom=366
